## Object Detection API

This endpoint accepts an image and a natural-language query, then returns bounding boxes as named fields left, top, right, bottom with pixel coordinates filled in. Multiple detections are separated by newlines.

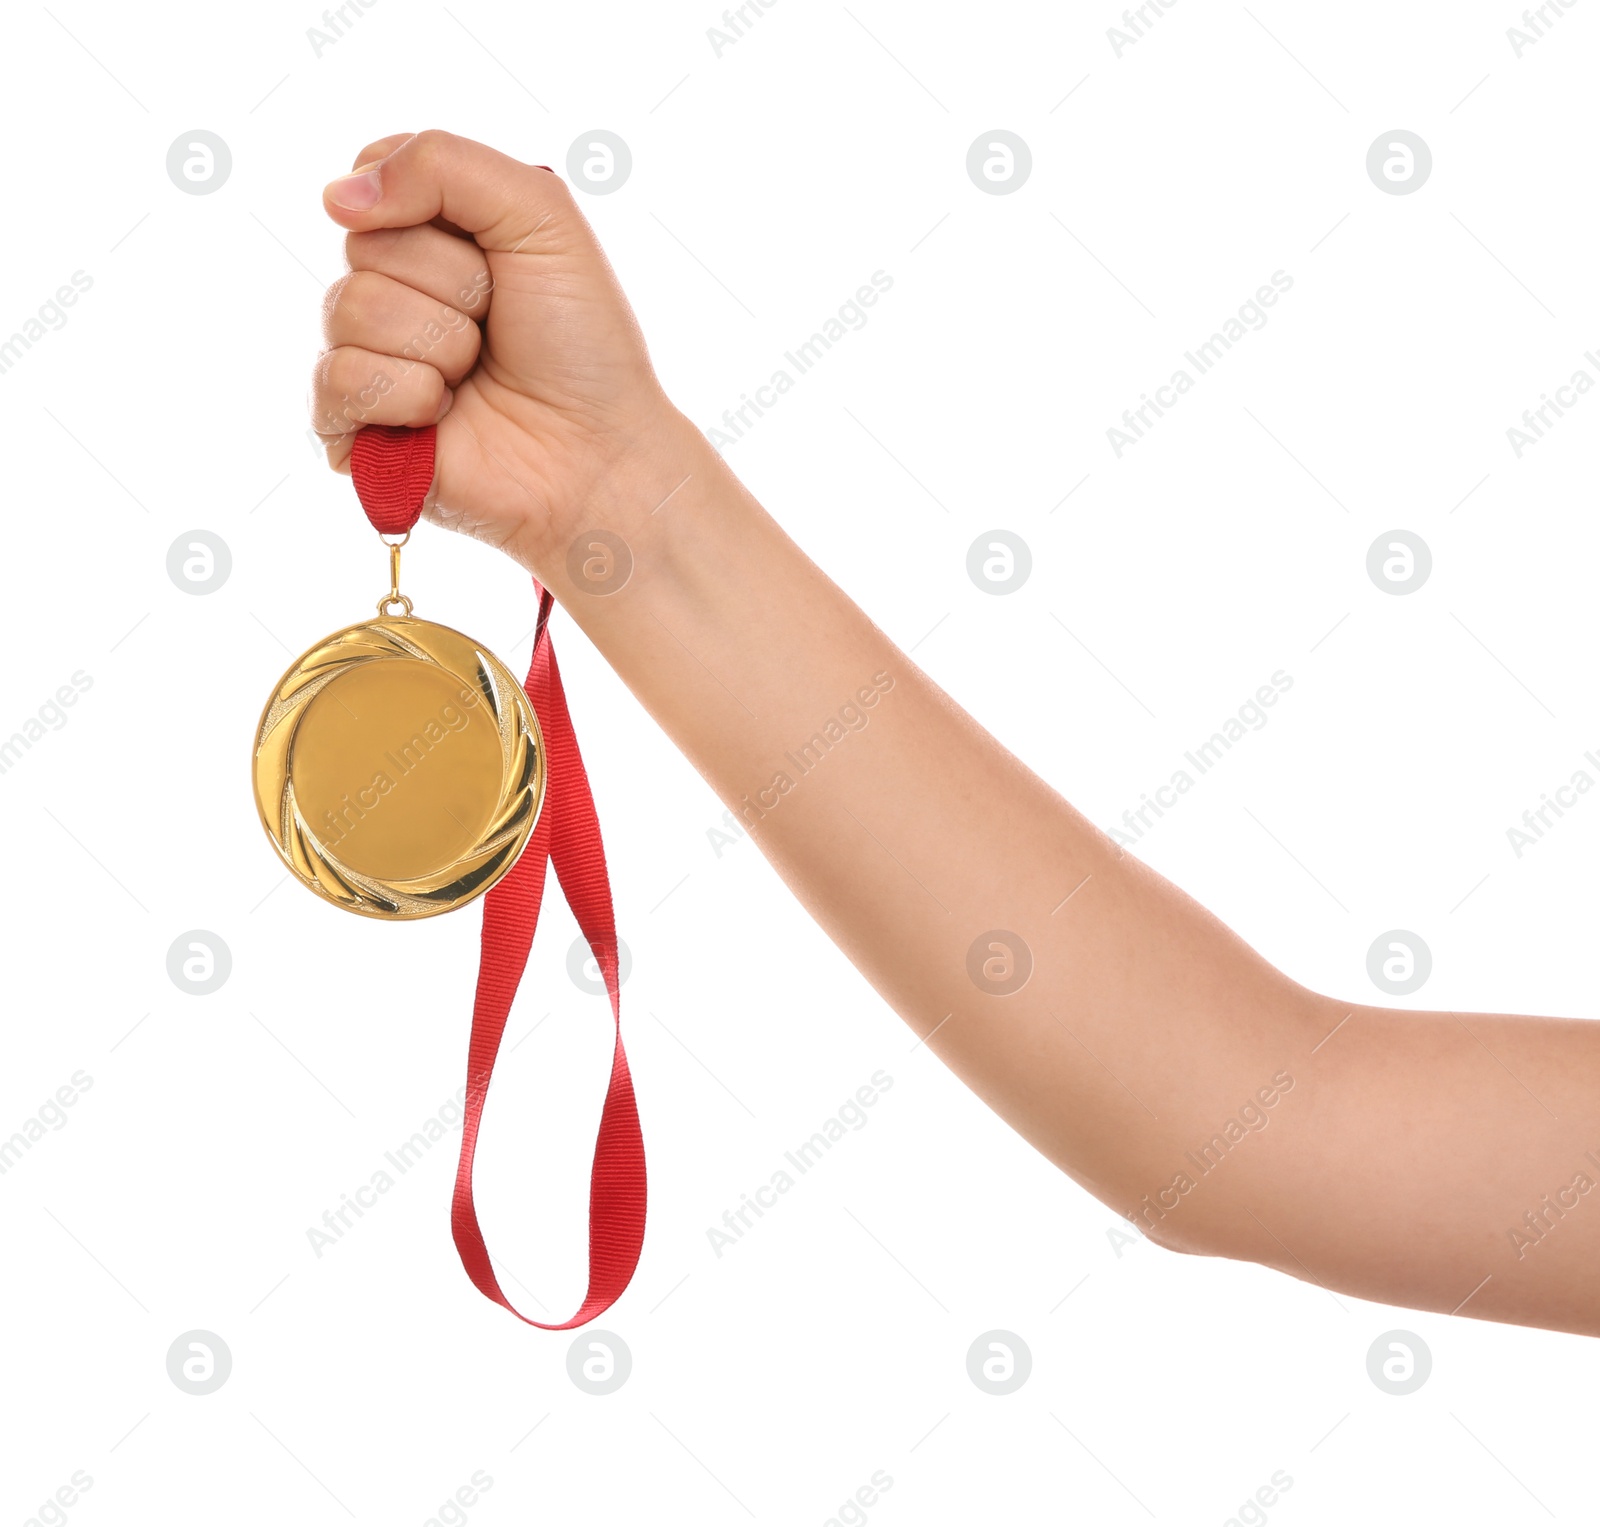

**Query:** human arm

left=312, top=130, right=1600, bottom=1337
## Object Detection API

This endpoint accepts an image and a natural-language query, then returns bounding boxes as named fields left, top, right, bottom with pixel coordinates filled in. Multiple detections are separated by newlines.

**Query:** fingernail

left=325, top=169, right=382, bottom=210
left=432, top=387, right=454, bottom=424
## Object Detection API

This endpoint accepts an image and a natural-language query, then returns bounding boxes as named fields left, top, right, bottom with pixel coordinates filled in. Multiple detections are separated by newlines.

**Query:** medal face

left=253, top=617, right=544, bottom=919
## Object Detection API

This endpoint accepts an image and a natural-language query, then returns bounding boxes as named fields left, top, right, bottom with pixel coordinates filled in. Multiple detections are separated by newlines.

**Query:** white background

left=2, top=1, right=1597, bottom=1523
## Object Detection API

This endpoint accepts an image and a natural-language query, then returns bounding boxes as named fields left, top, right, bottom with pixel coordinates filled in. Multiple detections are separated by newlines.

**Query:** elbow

left=1115, top=1188, right=1240, bottom=1260
left=1137, top=1213, right=1218, bottom=1259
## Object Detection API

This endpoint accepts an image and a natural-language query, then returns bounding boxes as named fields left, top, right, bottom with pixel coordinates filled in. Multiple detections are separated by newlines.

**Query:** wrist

left=500, top=401, right=705, bottom=577
left=514, top=403, right=733, bottom=593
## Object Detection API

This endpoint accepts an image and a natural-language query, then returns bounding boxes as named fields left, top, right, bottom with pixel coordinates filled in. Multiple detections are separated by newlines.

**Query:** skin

left=313, top=131, right=1600, bottom=1338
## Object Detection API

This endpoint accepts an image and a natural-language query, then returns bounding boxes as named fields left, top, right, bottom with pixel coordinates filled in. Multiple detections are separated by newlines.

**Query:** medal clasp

left=377, top=530, right=414, bottom=617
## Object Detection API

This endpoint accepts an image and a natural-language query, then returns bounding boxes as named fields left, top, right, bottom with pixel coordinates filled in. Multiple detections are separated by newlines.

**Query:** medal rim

left=252, top=614, right=544, bottom=920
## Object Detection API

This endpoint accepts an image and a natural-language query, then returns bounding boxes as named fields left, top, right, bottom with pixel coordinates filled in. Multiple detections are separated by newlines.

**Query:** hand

left=313, top=130, right=690, bottom=576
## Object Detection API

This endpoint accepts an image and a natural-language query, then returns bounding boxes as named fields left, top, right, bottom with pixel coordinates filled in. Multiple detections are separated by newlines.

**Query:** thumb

left=323, top=130, right=572, bottom=254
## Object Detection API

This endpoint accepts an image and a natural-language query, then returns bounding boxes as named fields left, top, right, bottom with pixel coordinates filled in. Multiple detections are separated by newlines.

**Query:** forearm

left=537, top=414, right=1326, bottom=1210
left=536, top=411, right=1600, bottom=1337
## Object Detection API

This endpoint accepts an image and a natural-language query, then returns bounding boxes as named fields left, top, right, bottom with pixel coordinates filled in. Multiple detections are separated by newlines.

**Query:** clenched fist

left=312, top=130, right=692, bottom=578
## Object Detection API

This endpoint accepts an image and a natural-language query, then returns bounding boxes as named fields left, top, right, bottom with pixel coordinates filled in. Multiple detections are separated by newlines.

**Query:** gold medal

left=252, top=532, right=545, bottom=919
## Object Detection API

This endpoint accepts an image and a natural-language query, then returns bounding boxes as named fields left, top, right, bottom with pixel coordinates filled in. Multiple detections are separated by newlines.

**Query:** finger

left=323, top=129, right=577, bottom=255
left=309, top=345, right=451, bottom=455
left=322, top=270, right=482, bottom=387
left=345, top=224, right=492, bottom=319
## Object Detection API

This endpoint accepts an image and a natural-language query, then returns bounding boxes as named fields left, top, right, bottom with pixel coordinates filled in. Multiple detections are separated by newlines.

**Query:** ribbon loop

left=450, top=588, right=647, bottom=1328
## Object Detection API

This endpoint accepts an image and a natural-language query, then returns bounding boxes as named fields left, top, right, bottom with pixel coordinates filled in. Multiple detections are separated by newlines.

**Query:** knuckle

left=309, top=352, right=355, bottom=428
left=414, top=363, right=446, bottom=403
left=320, top=272, right=359, bottom=334
left=530, top=172, right=575, bottom=220
left=318, top=348, right=399, bottom=414
left=329, top=269, right=384, bottom=325
left=394, top=373, right=444, bottom=429
left=411, top=128, right=455, bottom=164
left=345, top=227, right=402, bottom=270
left=457, top=262, right=493, bottom=312
left=388, top=302, right=470, bottom=372
left=454, top=322, right=483, bottom=369
left=315, top=346, right=360, bottom=392
left=309, top=347, right=340, bottom=397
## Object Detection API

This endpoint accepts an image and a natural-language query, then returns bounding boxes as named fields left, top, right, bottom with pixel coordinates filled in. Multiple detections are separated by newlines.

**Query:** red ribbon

left=350, top=423, right=435, bottom=535
left=350, top=422, right=646, bottom=1328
